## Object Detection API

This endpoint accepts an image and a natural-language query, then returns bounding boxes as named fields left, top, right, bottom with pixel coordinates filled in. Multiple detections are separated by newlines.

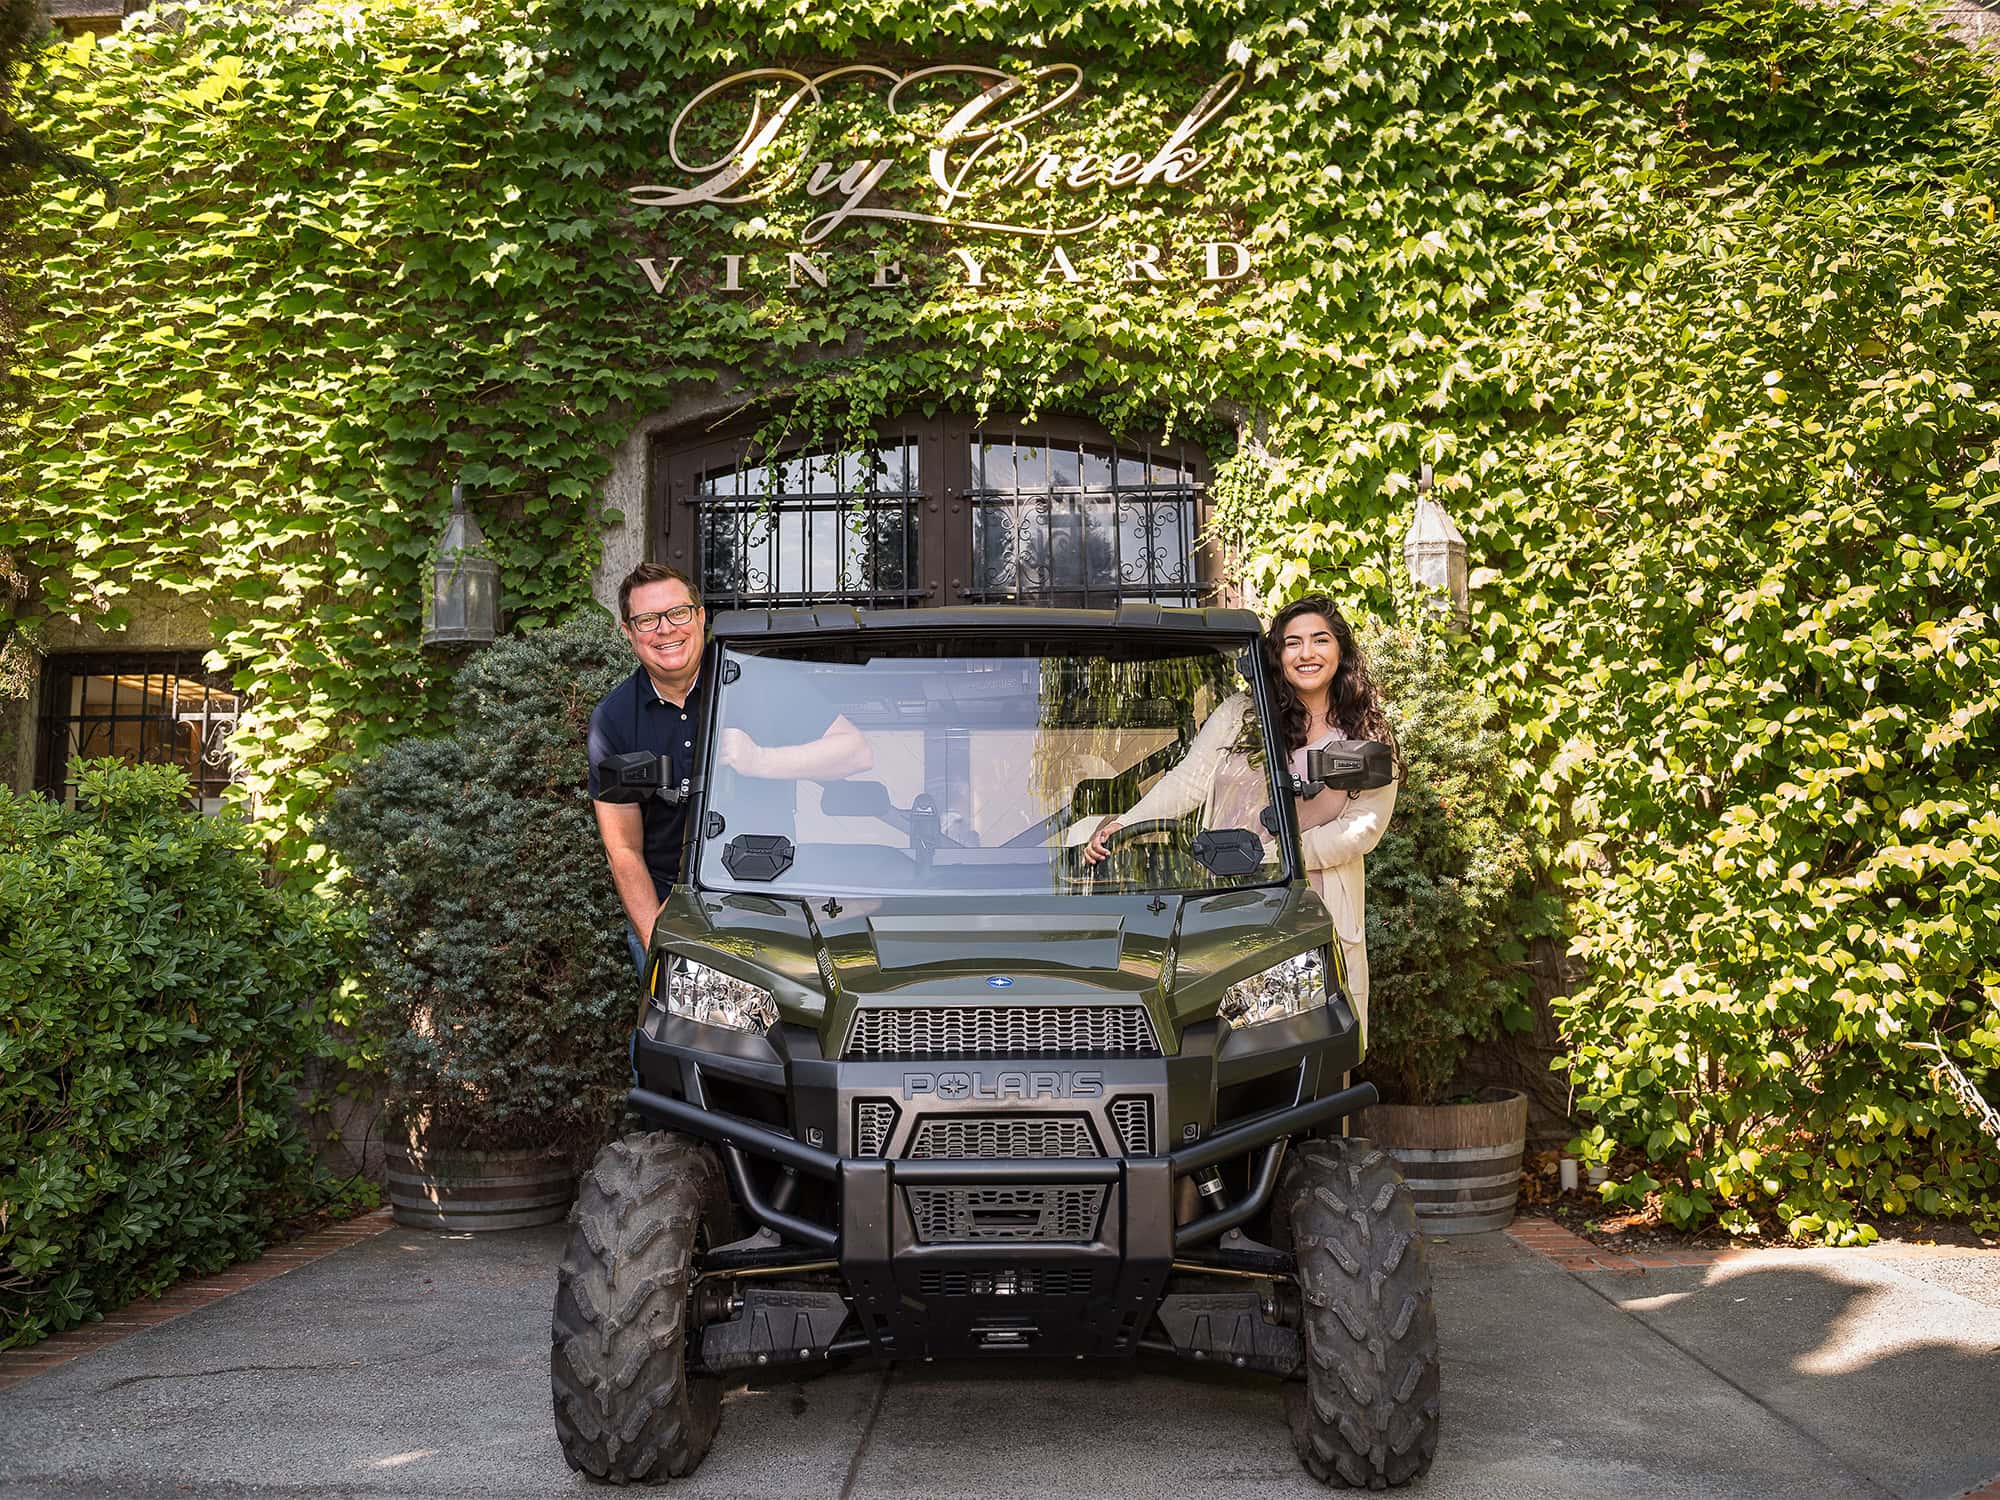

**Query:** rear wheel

left=552, top=1131, right=729, bottom=1484
left=1278, top=1137, right=1440, bottom=1488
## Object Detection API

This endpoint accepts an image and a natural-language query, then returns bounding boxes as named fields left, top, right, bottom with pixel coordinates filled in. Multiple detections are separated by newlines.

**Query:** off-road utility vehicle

left=555, top=604, right=1439, bottom=1488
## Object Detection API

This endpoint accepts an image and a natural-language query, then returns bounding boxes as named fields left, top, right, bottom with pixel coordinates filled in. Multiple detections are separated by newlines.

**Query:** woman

left=1083, top=596, right=1400, bottom=1027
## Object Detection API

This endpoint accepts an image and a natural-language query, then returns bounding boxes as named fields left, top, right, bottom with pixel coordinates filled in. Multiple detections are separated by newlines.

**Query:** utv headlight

left=660, top=955, right=777, bottom=1033
left=1218, top=950, right=1328, bottom=1028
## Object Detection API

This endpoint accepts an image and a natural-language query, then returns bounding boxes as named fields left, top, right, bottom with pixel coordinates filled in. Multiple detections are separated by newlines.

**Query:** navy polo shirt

left=588, top=667, right=703, bottom=900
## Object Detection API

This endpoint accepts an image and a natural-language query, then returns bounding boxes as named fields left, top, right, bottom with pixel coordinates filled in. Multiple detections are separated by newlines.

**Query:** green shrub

left=321, top=612, right=638, bottom=1157
left=0, top=759, right=349, bottom=1350
left=1494, top=53, right=2000, bottom=1245
left=1211, top=1, right=2000, bottom=1239
left=1356, top=623, right=1542, bottom=1106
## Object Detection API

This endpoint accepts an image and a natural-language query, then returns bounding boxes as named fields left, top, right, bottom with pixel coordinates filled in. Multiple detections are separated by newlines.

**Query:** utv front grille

left=843, top=1004, right=1160, bottom=1059
left=919, top=1267, right=1098, bottom=1298
left=854, top=1099, right=899, bottom=1157
left=907, top=1115, right=1099, bottom=1160
left=1108, top=1095, right=1154, bottom=1156
left=906, top=1185, right=1108, bottom=1243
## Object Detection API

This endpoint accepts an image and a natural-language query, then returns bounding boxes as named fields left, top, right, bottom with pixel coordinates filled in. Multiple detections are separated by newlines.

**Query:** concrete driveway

left=1, top=1218, right=1996, bottom=1499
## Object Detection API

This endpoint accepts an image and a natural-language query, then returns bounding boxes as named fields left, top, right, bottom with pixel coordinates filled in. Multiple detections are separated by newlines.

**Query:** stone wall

left=298, top=1060, right=392, bottom=1185
left=589, top=381, right=747, bottom=615
left=1942, top=0, right=2000, bottom=51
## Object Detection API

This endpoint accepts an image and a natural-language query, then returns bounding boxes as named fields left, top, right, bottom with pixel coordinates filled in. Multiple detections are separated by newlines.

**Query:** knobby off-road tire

left=1279, top=1137, right=1441, bottom=1489
left=552, top=1131, right=729, bottom=1484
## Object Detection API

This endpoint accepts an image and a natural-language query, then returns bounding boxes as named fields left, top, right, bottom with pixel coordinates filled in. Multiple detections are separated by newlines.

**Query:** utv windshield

left=695, top=635, right=1294, bottom=897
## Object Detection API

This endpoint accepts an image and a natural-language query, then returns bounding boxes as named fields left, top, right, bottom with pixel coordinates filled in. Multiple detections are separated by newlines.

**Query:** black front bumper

left=629, top=1006, right=1370, bottom=1362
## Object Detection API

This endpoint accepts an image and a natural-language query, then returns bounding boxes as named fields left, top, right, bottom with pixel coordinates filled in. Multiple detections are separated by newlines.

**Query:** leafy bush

left=1356, top=623, right=1541, bottom=1106
left=321, top=612, right=638, bottom=1157
left=0, top=760, right=350, bottom=1350
left=1483, top=22, right=2000, bottom=1244
left=1212, top=3, right=2000, bottom=1238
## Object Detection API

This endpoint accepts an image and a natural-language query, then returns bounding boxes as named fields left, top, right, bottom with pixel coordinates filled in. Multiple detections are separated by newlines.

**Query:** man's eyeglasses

left=626, top=604, right=699, bottom=633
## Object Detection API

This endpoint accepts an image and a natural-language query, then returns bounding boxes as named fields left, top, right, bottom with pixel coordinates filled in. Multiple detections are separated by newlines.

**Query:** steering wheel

left=1095, top=817, right=1183, bottom=849
left=1072, top=817, right=1183, bottom=880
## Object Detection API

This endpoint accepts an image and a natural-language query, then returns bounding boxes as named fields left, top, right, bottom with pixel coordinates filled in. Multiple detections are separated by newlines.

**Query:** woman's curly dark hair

left=1262, top=595, right=1401, bottom=770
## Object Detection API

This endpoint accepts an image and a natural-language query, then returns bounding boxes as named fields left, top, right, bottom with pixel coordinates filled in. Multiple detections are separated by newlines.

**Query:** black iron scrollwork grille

left=697, top=438, right=927, bottom=609
left=35, top=652, right=241, bottom=812
left=966, top=434, right=1202, bottom=607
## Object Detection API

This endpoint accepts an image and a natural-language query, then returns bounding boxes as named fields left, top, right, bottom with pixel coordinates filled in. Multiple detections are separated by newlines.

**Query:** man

left=589, top=562, right=872, bottom=977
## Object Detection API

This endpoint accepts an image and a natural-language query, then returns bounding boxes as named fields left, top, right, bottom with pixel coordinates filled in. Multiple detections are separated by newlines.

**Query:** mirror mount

left=817, top=777, right=895, bottom=820
left=1301, top=740, right=1396, bottom=793
left=594, top=751, right=689, bottom=805
left=816, top=778, right=964, bottom=855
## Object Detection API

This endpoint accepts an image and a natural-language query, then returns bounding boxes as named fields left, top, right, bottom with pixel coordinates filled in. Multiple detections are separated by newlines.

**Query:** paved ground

left=1, top=1220, right=1996, bottom=1499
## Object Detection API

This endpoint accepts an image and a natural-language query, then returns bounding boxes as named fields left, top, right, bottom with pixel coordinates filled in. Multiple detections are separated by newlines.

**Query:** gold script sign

left=630, top=64, right=1245, bottom=244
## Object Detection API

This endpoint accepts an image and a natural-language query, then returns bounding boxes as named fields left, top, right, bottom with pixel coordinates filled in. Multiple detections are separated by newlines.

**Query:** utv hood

left=651, top=884, right=1335, bottom=1052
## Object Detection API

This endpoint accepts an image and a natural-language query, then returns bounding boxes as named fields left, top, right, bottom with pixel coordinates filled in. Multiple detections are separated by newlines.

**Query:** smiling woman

left=1259, top=597, right=1399, bottom=1025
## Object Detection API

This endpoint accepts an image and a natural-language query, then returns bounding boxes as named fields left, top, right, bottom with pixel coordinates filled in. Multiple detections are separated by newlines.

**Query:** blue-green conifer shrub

left=1357, top=625, right=1542, bottom=1105
left=322, top=612, right=636, bottom=1157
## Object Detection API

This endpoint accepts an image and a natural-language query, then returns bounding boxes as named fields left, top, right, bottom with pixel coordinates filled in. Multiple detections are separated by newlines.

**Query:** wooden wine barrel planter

left=386, top=1145, right=576, bottom=1232
left=1355, top=1088, right=1529, bottom=1236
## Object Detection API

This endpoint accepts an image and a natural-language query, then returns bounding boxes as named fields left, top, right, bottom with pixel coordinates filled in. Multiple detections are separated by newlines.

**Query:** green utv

left=555, top=604, right=1440, bottom=1488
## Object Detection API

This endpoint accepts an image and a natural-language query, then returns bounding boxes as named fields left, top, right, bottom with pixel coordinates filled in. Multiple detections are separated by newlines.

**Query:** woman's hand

left=1083, top=816, right=1123, bottom=865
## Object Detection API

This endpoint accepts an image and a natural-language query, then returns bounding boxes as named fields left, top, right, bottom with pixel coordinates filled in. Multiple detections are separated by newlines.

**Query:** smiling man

left=588, top=562, right=872, bottom=977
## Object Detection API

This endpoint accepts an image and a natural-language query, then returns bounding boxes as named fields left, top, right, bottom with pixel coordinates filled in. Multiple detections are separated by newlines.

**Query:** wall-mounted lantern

left=1403, top=462, right=1468, bottom=626
left=422, top=478, right=500, bottom=647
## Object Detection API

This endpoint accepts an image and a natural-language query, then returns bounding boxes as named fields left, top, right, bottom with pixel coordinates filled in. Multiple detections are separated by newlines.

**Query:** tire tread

left=1281, top=1137, right=1441, bottom=1489
left=551, top=1131, right=725, bottom=1484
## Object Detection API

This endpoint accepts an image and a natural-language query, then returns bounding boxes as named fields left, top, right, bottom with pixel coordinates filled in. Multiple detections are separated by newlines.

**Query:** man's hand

left=717, top=727, right=769, bottom=777
left=1083, top=815, right=1122, bottom=866
left=718, top=716, right=872, bottom=781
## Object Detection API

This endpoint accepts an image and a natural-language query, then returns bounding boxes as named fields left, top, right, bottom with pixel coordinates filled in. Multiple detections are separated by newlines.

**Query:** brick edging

left=1506, top=1213, right=1997, bottom=1277
left=1505, top=1215, right=1743, bottom=1277
left=0, top=1208, right=395, bottom=1393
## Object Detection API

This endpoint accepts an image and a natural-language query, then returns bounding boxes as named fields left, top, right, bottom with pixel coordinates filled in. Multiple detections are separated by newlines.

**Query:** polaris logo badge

left=902, top=1070, right=1104, bottom=1102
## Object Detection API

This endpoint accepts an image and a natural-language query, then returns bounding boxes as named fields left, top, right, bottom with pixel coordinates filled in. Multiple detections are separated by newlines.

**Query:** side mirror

left=1304, top=740, right=1395, bottom=792
left=817, top=778, right=894, bottom=819
left=595, top=752, right=686, bottom=804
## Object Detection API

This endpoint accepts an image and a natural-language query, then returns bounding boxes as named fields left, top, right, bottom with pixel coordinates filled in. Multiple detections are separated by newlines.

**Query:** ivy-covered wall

left=6, top=0, right=1998, bottom=1241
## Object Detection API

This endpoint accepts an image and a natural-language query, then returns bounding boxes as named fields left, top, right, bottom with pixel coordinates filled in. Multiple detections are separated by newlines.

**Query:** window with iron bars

left=35, top=652, right=242, bottom=813
left=654, top=416, right=1211, bottom=611
left=696, top=438, right=926, bottom=610
left=965, top=432, right=1201, bottom=608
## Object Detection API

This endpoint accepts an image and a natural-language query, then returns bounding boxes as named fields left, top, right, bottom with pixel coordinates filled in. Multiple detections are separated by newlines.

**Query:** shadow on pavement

left=1589, top=1252, right=2000, bottom=1499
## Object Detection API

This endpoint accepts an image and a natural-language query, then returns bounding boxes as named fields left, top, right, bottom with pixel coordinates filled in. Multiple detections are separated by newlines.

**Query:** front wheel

left=1279, top=1137, right=1440, bottom=1488
left=552, top=1131, right=729, bottom=1484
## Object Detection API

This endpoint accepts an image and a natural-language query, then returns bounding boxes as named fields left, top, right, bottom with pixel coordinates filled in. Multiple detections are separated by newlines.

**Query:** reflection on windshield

left=698, top=641, right=1291, bottom=897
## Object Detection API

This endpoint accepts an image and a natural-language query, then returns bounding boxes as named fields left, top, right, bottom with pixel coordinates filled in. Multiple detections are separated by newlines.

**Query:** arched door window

left=654, top=416, right=1209, bottom=610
